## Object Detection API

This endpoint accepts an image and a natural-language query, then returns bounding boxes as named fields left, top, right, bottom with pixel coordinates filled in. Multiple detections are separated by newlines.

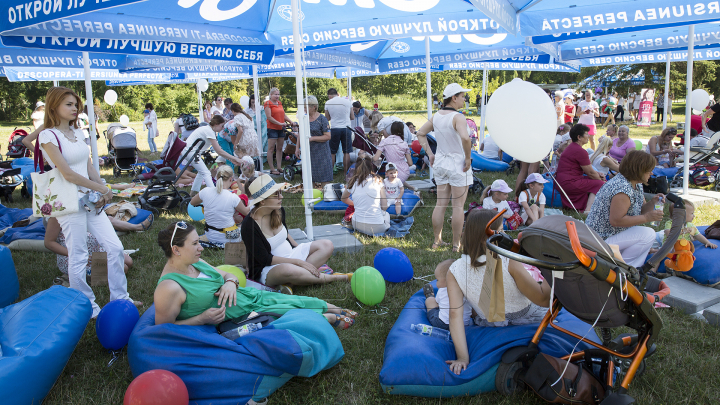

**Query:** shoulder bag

left=31, top=130, right=79, bottom=218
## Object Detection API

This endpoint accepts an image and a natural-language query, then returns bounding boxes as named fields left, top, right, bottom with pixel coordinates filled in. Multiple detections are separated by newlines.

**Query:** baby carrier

left=490, top=194, right=687, bottom=405
left=6, top=128, right=31, bottom=159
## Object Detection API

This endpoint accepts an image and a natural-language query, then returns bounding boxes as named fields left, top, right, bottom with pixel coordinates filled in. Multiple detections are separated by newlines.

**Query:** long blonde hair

left=370, top=110, right=384, bottom=133
left=215, top=165, right=234, bottom=194
left=590, top=136, right=613, bottom=163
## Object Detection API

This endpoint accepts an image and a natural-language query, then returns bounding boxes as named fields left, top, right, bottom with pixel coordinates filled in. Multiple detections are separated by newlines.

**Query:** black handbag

left=643, top=175, right=668, bottom=194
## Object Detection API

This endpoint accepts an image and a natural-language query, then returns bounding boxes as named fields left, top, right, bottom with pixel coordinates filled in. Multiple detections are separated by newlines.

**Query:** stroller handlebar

left=486, top=234, right=581, bottom=271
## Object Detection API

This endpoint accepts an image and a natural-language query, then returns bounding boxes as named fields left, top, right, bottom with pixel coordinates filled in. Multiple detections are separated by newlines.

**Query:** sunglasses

left=170, top=221, right=188, bottom=247
left=216, top=98, right=222, bottom=101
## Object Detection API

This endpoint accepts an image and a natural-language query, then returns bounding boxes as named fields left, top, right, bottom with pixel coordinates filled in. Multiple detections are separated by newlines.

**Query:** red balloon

left=124, top=370, right=189, bottom=405
left=411, top=140, right=422, bottom=154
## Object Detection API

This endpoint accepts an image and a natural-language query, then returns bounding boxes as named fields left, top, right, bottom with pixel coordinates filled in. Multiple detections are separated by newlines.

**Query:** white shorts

left=259, top=242, right=312, bottom=285
left=433, top=153, right=473, bottom=187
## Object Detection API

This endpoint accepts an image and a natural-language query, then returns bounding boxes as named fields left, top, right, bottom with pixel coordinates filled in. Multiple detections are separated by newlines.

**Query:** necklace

left=58, top=126, right=76, bottom=142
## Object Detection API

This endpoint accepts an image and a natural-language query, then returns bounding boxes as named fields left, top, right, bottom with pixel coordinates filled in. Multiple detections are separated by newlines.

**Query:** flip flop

left=270, top=170, right=282, bottom=175
left=431, top=241, right=450, bottom=249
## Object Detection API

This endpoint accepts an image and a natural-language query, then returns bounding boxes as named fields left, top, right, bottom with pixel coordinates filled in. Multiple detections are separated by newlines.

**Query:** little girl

left=515, top=173, right=547, bottom=226
left=481, top=179, right=513, bottom=220
left=374, top=121, right=415, bottom=183
left=383, top=163, right=404, bottom=216
left=445, top=209, right=551, bottom=375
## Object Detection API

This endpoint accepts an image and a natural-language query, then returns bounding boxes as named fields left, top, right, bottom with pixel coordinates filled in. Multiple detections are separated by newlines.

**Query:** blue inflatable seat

left=650, top=225, right=720, bottom=285
left=471, top=150, right=509, bottom=172
left=128, top=306, right=344, bottom=405
left=0, top=286, right=91, bottom=404
left=387, top=190, right=422, bottom=216
left=0, top=246, right=19, bottom=308
left=312, top=200, right=348, bottom=213
left=379, top=281, right=600, bottom=398
left=542, top=172, right=563, bottom=208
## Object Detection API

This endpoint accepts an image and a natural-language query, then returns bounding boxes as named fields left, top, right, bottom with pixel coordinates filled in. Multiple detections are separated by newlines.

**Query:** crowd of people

left=19, top=78, right=717, bottom=386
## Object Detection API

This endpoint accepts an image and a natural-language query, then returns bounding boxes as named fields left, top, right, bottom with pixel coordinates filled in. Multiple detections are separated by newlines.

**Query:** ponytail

left=215, top=165, right=234, bottom=194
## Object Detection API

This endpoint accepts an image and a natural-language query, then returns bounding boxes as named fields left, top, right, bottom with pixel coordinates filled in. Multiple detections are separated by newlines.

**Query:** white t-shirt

left=31, top=111, right=44, bottom=129
left=555, top=100, right=565, bottom=127
left=144, top=110, right=158, bottom=138
left=483, top=196, right=512, bottom=218
left=324, top=96, right=353, bottom=129
left=592, top=153, right=611, bottom=175
left=182, top=125, right=215, bottom=163
left=480, top=135, right=500, bottom=159
left=691, top=136, right=710, bottom=148
left=378, top=116, right=414, bottom=145
left=210, top=105, right=223, bottom=116
left=38, top=127, right=91, bottom=194
left=577, top=100, right=599, bottom=126
left=199, top=187, right=240, bottom=230
left=436, top=287, right=473, bottom=326
left=517, top=189, right=546, bottom=216
left=175, top=118, right=185, bottom=136
left=383, top=178, right=403, bottom=201
left=348, top=176, right=385, bottom=224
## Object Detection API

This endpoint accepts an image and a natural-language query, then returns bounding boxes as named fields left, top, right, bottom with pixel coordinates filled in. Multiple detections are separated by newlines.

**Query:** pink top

left=379, top=135, right=411, bottom=182
left=608, top=138, right=634, bottom=161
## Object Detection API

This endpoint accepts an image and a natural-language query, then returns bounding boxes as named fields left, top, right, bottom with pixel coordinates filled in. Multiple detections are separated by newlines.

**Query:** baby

left=422, top=260, right=473, bottom=331
left=663, top=200, right=717, bottom=272
left=383, top=163, right=404, bottom=216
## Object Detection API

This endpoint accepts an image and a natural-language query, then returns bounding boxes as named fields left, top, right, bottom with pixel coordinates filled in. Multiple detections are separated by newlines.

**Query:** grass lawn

left=2, top=100, right=719, bottom=404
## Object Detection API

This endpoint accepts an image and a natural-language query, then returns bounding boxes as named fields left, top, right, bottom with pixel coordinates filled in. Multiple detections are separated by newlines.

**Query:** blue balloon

left=373, top=247, right=413, bottom=283
left=96, top=299, right=140, bottom=351
left=188, top=204, right=204, bottom=221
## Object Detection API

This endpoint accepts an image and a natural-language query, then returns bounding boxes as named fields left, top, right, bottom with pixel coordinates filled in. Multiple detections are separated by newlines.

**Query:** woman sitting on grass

left=340, top=155, right=389, bottom=236
left=153, top=221, right=356, bottom=329
left=445, top=209, right=551, bottom=375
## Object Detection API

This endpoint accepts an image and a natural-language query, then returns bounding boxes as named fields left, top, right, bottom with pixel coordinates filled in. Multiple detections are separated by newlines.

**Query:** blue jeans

left=148, top=133, right=157, bottom=153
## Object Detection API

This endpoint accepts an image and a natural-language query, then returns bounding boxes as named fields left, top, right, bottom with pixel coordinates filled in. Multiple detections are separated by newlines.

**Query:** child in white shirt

left=422, top=259, right=473, bottom=330
left=383, top=163, right=404, bottom=215
left=516, top=173, right=547, bottom=226
left=482, top=179, right=513, bottom=219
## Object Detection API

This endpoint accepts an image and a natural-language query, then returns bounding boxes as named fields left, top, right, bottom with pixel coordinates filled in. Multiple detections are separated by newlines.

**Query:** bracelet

left=103, top=188, right=113, bottom=196
left=224, top=278, right=239, bottom=289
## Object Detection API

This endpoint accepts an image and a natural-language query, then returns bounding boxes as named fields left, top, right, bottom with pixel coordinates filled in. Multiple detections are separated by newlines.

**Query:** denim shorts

left=426, top=307, right=450, bottom=330
left=267, top=128, right=285, bottom=139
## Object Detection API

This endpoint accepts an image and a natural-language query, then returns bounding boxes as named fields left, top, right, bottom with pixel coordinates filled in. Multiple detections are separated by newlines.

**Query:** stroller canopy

left=111, top=127, right=137, bottom=150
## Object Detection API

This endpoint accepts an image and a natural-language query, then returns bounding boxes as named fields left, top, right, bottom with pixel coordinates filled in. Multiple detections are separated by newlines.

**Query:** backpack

left=179, top=113, right=200, bottom=131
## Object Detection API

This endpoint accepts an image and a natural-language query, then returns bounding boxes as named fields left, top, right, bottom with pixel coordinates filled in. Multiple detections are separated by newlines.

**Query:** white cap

left=443, top=83, right=471, bottom=98
left=490, top=179, right=512, bottom=193
left=525, top=173, right=548, bottom=184
left=36, top=101, right=45, bottom=108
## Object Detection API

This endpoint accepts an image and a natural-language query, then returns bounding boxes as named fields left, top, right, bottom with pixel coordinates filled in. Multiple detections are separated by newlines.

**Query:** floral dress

left=586, top=174, right=644, bottom=239
left=57, top=232, right=104, bottom=276
left=309, top=114, right=333, bottom=183
left=234, top=114, right=260, bottom=157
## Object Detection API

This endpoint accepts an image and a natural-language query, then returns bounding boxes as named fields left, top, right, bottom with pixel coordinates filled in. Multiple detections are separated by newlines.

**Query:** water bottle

left=652, top=197, right=664, bottom=227
left=221, top=322, right=262, bottom=340
left=410, top=324, right=451, bottom=341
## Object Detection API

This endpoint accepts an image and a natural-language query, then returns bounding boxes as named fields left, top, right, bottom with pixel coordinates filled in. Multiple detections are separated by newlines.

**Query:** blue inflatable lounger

left=379, top=282, right=599, bottom=398
left=128, top=307, right=344, bottom=405
left=651, top=225, right=720, bottom=286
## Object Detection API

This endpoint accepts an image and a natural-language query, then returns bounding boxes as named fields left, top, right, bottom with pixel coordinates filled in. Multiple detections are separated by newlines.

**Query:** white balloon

left=103, top=90, right=118, bottom=106
left=691, top=89, right=710, bottom=111
left=240, top=95, right=250, bottom=109
left=197, top=79, right=209, bottom=92
left=119, top=114, right=130, bottom=127
left=486, top=78, right=556, bottom=163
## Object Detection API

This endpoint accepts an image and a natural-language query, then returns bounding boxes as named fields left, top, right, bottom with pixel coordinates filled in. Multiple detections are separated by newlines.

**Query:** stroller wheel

left=20, top=184, right=29, bottom=199
left=495, top=361, right=525, bottom=396
left=505, top=166, right=514, bottom=176
left=283, top=166, right=295, bottom=182
left=113, top=167, right=120, bottom=178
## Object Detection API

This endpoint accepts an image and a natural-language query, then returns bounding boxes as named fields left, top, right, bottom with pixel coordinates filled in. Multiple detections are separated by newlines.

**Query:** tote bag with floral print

left=31, top=131, right=78, bottom=217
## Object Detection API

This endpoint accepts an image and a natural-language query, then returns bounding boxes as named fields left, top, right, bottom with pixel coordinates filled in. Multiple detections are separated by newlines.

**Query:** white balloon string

left=542, top=162, right=618, bottom=266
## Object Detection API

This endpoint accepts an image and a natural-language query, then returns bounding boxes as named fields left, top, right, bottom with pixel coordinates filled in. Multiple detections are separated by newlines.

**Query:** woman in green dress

left=153, top=221, right=356, bottom=329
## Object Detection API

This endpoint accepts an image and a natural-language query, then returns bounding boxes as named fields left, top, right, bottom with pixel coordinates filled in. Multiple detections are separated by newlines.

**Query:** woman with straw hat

left=241, top=175, right=351, bottom=293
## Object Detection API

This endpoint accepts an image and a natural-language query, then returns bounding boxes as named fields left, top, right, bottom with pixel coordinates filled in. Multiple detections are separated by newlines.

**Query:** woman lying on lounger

left=153, top=221, right=356, bottom=329
left=444, top=209, right=551, bottom=375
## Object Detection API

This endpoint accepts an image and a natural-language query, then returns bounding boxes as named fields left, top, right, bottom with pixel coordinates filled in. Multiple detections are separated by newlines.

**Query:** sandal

left=332, top=314, right=354, bottom=329
left=423, top=283, right=435, bottom=299
left=270, top=170, right=281, bottom=175
left=340, top=309, right=358, bottom=319
left=279, top=285, right=294, bottom=295
left=452, top=245, right=461, bottom=253
left=431, top=241, right=449, bottom=249
left=334, top=273, right=353, bottom=282
left=139, top=213, right=154, bottom=232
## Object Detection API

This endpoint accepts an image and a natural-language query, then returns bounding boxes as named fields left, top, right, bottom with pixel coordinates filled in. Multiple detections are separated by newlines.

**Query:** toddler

left=383, top=163, right=404, bottom=216
left=663, top=200, right=717, bottom=248
left=515, top=173, right=547, bottom=226
left=422, top=260, right=473, bottom=331
left=482, top=179, right=513, bottom=219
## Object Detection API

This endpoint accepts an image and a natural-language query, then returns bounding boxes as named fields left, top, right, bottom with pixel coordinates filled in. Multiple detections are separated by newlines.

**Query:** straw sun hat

left=247, top=174, right=289, bottom=207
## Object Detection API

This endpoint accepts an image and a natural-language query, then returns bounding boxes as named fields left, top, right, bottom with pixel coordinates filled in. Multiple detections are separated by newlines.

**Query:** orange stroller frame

left=486, top=193, right=686, bottom=405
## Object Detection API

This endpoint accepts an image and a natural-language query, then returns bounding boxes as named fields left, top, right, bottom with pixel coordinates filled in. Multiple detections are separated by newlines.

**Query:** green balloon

left=634, top=139, right=643, bottom=150
left=302, top=188, right=323, bottom=206
left=351, top=266, right=386, bottom=306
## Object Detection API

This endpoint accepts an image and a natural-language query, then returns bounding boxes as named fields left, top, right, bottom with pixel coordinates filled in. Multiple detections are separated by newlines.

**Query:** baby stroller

left=136, top=138, right=204, bottom=216
left=105, top=123, right=139, bottom=178
left=282, top=124, right=305, bottom=182
left=488, top=194, right=687, bottom=405
left=6, top=128, right=31, bottom=159
left=0, top=166, right=25, bottom=202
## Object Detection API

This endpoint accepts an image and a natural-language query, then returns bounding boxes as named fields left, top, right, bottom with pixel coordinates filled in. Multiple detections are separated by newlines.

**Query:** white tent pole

left=197, top=83, right=203, bottom=122
left=425, top=36, right=432, bottom=120
left=479, top=66, right=488, bottom=139
left=683, top=25, right=695, bottom=197
left=52, top=80, right=58, bottom=87
left=291, top=0, right=314, bottom=240
left=253, top=65, right=263, bottom=165
left=347, top=67, right=352, bottom=98
left=663, top=51, right=670, bottom=129
left=82, top=52, right=100, bottom=174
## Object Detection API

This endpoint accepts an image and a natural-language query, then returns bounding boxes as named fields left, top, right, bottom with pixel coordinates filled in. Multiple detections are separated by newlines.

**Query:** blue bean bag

left=0, top=204, right=32, bottom=229
left=542, top=173, right=563, bottom=208
left=127, top=208, right=152, bottom=225
left=128, top=306, right=344, bottom=405
left=312, top=200, right=348, bottom=213
left=379, top=281, right=600, bottom=398
left=0, top=246, right=19, bottom=308
left=0, top=286, right=91, bottom=404
left=650, top=225, right=720, bottom=285
left=502, top=152, right=514, bottom=163
left=387, top=190, right=422, bottom=216
left=471, top=150, right=509, bottom=172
